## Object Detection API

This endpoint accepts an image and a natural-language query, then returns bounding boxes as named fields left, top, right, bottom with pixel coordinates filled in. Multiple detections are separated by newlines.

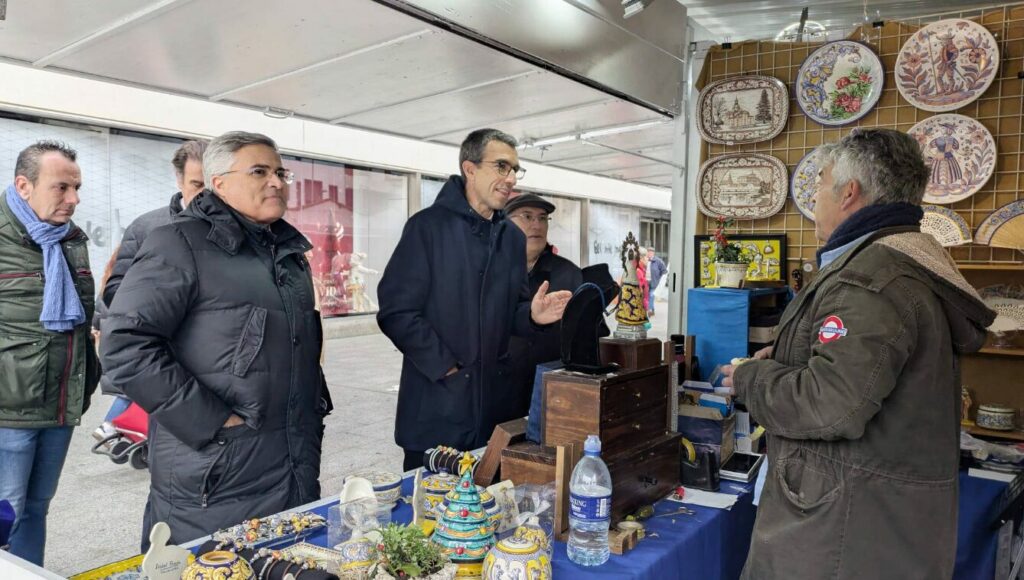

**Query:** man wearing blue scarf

left=0, top=141, right=99, bottom=566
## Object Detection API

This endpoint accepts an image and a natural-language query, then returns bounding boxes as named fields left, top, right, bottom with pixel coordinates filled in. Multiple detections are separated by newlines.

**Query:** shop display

left=693, top=234, right=787, bottom=288
left=346, top=470, right=403, bottom=505
left=975, top=200, right=1024, bottom=249
left=430, top=454, right=496, bottom=579
left=976, top=404, right=1016, bottom=431
left=920, top=205, right=973, bottom=247
left=181, top=550, right=254, bottom=580
left=796, top=40, right=884, bottom=126
left=696, top=153, right=788, bottom=220
left=481, top=536, right=552, bottom=580
left=896, top=18, right=999, bottom=112
left=908, top=114, right=996, bottom=204
left=614, top=232, right=649, bottom=339
left=696, top=75, right=789, bottom=144
left=790, top=146, right=826, bottom=221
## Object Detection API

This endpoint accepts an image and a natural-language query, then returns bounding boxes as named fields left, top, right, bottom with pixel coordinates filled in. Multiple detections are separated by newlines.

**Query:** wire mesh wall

left=695, top=3, right=1024, bottom=270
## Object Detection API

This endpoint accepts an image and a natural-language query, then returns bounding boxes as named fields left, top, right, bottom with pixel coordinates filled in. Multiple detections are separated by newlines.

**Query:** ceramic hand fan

left=976, top=200, right=1024, bottom=250
left=920, top=205, right=972, bottom=247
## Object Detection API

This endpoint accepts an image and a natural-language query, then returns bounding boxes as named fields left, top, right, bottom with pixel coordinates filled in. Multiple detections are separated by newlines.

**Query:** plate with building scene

left=697, top=75, right=789, bottom=145
left=697, top=153, right=788, bottom=220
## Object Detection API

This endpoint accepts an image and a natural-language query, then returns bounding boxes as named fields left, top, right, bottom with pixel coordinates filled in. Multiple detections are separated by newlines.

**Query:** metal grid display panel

left=695, top=4, right=1024, bottom=268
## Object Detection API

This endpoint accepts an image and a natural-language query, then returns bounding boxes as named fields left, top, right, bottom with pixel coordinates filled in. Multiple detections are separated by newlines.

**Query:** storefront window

left=421, top=176, right=446, bottom=210
left=588, top=201, right=641, bottom=281
left=545, top=194, right=582, bottom=266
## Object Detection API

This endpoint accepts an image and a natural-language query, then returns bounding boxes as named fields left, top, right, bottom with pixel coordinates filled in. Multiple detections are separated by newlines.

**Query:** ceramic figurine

left=481, top=536, right=551, bottom=580
left=512, top=517, right=551, bottom=558
left=614, top=232, right=648, bottom=340
left=180, top=550, right=253, bottom=580
left=431, top=454, right=496, bottom=580
left=961, top=386, right=974, bottom=426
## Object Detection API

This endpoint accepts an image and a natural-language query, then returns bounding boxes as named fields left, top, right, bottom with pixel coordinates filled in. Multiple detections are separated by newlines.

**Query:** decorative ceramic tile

left=920, top=205, right=972, bottom=247
left=908, top=113, right=995, bottom=204
left=796, top=41, right=884, bottom=126
left=790, top=146, right=827, bottom=221
left=976, top=199, right=1024, bottom=250
left=697, top=75, right=789, bottom=145
left=696, top=153, right=788, bottom=220
left=896, top=19, right=999, bottom=112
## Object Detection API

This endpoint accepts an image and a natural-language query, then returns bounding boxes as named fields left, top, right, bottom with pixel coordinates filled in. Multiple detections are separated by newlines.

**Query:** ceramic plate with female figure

left=908, top=113, right=996, bottom=204
left=796, top=40, right=884, bottom=126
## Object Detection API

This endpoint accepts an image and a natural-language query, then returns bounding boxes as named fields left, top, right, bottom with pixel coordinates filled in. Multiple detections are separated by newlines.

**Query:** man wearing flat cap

left=504, top=193, right=583, bottom=419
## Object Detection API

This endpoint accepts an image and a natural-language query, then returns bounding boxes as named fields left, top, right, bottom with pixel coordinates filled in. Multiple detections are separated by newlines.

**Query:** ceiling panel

left=597, top=164, right=676, bottom=181
left=554, top=146, right=675, bottom=172
left=0, top=0, right=149, bottom=62
left=49, top=0, right=427, bottom=96
left=343, top=71, right=603, bottom=138
left=225, top=31, right=534, bottom=121
left=588, top=122, right=676, bottom=150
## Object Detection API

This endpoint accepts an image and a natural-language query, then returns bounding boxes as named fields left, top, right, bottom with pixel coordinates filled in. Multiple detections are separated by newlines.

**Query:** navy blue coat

left=377, top=175, right=535, bottom=452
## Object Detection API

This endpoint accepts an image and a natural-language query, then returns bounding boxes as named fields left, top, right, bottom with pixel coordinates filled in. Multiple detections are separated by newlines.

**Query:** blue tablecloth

left=955, top=472, right=1008, bottom=580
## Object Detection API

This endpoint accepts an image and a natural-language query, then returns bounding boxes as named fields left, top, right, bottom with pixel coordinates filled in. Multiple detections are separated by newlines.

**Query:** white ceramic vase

left=716, top=262, right=748, bottom=288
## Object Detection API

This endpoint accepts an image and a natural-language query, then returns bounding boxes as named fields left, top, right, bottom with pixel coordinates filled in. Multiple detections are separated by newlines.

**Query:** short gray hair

left=459, top=129, right=518, bottom=178
left=172, top=140, right=207, bottom=176
left=203, top=131, right=278, bottom=185
left=819, top=128, right=929, bottom=205
left=15, top=141, right=77, bottom=184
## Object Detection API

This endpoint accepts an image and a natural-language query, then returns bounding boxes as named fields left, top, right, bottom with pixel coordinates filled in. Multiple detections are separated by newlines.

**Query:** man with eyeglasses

left=378, top=129, right=571, bottom=471
left=503, top=193, right=583, bottom=420
left=101, top=131, right=332, bottom=547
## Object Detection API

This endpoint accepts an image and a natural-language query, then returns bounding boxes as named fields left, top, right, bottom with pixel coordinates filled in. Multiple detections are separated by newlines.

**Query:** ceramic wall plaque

left=790, top=146, right=827, bottom=221
left=697, top=153, right=788, bottom=220
left=896, top=19, right=999, bottom=112
left=920, top=205, right=972, bottom=247
left=697, top=75, right=789, bottom=145
left=796, top=41, right=884, bottom=126
left=907, top=113, right=995, bottom=204
left=976, top=200, right=1024, bottom=249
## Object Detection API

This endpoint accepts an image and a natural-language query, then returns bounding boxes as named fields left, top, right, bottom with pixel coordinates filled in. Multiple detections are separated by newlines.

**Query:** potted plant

left=370, top=524, right=457, bottom=580
left=709, top=217, right=751, bottom=288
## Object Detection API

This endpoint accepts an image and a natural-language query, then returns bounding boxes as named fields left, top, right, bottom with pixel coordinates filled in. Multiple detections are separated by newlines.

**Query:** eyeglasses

left=483, top=160, right=526, bottom=180
left=508, top=212, right=551, bottom=224
left=218, top=166, right=295, bottom=185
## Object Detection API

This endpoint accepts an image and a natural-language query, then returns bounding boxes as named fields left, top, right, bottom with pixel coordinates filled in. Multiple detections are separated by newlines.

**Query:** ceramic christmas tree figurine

left=430, top=453, right=496, bottom=579
left=614, top=231, right=648, bottom=339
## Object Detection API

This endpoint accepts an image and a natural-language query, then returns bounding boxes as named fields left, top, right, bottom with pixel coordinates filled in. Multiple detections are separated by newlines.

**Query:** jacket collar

left=169, top=191, right=184, bottom=216
left=182, top=190, right=310, bottom=256
left=433, top=175, right=504, bottom=225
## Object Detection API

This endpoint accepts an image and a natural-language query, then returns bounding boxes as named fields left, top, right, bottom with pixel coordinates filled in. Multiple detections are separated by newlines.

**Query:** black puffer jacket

left=102, top=192, right=183, bottom=307
left=100, top=190, right=330, bottom=545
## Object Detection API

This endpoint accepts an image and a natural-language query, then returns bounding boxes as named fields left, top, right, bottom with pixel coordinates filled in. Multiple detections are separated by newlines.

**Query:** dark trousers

left=403, top=449, right=424, bottom=472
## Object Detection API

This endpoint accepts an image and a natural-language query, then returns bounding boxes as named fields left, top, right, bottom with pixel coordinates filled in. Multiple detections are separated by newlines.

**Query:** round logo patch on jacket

left=818, top=315, right=848, bottom=343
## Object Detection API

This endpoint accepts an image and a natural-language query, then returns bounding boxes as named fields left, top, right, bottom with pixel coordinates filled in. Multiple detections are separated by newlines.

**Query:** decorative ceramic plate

left=920, top=205, right=972, bottom=246
left=790, top=146, right=827, bottom=221
left=976, top=200, right=1024, bottom=249
left=908, top=114, right=995, bottom=204
left=896, top=18, right=999, bottom=112
left=697, top=153, right=788, bottom=220
left=696, top=75, right=789, bottom=145
left=796, top=41, right=884, bottom=126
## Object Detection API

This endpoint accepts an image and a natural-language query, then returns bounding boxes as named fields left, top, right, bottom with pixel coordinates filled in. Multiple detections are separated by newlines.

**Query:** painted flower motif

left=903, top=52, right=924, bottom=68
left=859, top=73, right=872, bottom=83
left=835, top=76, right=852, bottom=89
left=835, top=94, right=862, bottom=113
left=968, top=49, right=984, bottom=63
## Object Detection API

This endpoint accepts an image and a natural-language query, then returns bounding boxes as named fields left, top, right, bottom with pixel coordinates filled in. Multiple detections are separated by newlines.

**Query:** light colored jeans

left=0, top=427, right=74, bottom=566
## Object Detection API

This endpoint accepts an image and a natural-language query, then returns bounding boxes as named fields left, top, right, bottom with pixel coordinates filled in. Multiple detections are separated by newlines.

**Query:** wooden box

left=501, top=442, right=556, bottom=486
left=543, top=365, right=669, bottom=458
left=600, top=338, right=663, bottom=371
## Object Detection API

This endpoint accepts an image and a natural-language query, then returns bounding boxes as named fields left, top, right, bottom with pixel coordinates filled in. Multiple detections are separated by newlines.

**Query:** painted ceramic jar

left=348, top=469, right=403, bottom=505
left=481, top=536, right=551, bottom=580
left=512, top=519, right=552, bottom=558
left=977, top=404, right=1016, bottom=431
left=181, top=550, right=254, bottom=580
left=338, top=536, right=376, bottom=574
left=422, top=473, right=460, bottom=522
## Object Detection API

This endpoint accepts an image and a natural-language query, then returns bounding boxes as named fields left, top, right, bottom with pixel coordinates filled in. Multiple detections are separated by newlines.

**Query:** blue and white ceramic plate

left=790, top=146, right=827, bottom=221
left=796, top=40, right=884, bottom=126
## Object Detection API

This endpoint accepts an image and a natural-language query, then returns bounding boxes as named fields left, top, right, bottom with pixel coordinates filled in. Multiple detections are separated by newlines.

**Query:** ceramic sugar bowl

left=181, top=550, right=254, bottom=580
left=512, top=517, right=552, bottom=558
left=347, top=469, right=403, bottom=505
left=421, top=472, right=460, bottom=524
left=481, top=536, right=551, bottom=580
left=338, top=537, right=377, bottom=576
left=977, top=404, right=1016, bottom=431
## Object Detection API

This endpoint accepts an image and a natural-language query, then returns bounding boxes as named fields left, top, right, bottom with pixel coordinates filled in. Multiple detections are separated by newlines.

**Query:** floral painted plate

left=896, top=19, right=999, bottom=112
left=697, top=75, right=789, bottom=145
left=790, top=146, right=827, bottom=221
left=920, top=205, right=972, bottom=247
left=796, top=41, right=884, bottom=126
left=696, top=153, right=788, bottom=220
left=907, top=113, right=995, bottom=204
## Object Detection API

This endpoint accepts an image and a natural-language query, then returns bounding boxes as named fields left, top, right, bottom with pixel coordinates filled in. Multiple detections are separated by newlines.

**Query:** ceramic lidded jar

left=977, top=404, right=1016, bottom=431
left=338, top=537, right=377, bottom=574
left=348, top=469, right=403, bottom=505
left=181, top=550, right=254, bottom=580
left=481, top=536, right=551, bottom=580
left=512, top=517, right=552, bottom=558
left=422, top=473, right=460, bottom=522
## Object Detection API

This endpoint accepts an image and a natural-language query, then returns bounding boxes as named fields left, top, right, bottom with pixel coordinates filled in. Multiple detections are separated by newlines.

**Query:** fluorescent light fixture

left=622, top=0, right=651, bottom=19
left=518, top=119, right=668, bottom=150
left=263, top=106, right=294, bottom=119
left=519, top=134, right=579, bottom=150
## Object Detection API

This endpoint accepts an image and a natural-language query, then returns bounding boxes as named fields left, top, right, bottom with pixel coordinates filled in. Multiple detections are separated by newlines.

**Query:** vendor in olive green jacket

left=0, top=141, right=99, bottom=566
left=722, top=129, right=995, bottom=580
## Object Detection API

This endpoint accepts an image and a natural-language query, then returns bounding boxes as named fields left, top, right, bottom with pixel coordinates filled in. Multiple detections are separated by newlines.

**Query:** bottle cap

left=584, top=435, right=601, bottom=455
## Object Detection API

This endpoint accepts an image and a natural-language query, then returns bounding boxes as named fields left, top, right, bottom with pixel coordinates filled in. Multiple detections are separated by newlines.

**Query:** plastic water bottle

left=567, top=434, right=612, bottom=566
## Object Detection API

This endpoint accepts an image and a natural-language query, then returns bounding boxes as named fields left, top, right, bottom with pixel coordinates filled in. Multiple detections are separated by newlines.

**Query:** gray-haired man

left=101, top=131, right=331, bottom=545
left=721, top=129, right=995, bottom=578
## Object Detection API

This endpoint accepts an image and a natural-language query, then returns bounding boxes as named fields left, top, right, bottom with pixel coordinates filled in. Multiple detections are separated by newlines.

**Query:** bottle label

left=570, top=492, right=611, bottom=522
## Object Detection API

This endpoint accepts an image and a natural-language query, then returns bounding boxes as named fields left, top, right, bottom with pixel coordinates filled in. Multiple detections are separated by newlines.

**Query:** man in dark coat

left=377, top=129, right=571, bottom=471
left=101, top=131, right=331, bottom=546
left=503, top=193, right=583, bottom=419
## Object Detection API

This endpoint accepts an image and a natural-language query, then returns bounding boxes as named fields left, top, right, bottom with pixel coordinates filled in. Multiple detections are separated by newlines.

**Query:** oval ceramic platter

left=896, top=18, right=999, bottom=112
left=796, top=41, right=885, bottom=126
left=907, top=113, right=996, bottom=204
left=697, top=153, right=788, bottom=220
left=920, top=205, right=972, bottom=247
left=790, top=146, right=827, bottom=221
left=696, top=75, right=789, bottom=145
left=976, top=200, right=1024, bottom=250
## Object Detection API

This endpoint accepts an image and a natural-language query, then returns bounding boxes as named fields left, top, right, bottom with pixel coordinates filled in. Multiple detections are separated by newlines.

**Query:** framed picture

left=693, top=234, right=788, bottom=287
